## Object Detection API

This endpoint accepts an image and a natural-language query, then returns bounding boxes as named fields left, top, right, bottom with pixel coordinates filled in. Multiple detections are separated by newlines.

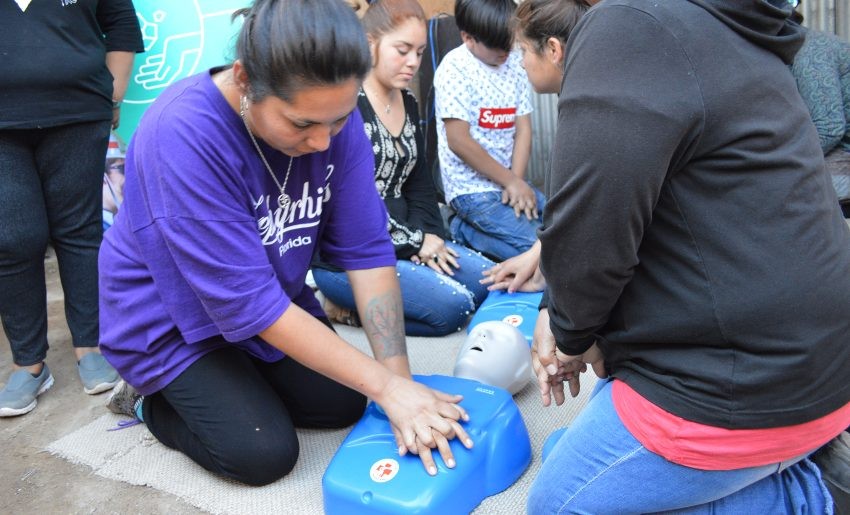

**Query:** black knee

left=303, top=391, right=367, bottom=429
left=0, top=223, right=48, bottom=266
left=220, top=435, right=300, bottom=486
left=334, top=392, right=368, bottom=427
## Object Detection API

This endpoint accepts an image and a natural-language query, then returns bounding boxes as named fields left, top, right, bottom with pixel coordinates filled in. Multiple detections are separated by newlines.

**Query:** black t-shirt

left=0, top=0, right=144, bottom=129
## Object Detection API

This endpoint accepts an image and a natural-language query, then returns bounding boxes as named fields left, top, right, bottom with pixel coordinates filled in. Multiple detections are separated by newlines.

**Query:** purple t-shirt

left=99, top=70, right=395, bottom=395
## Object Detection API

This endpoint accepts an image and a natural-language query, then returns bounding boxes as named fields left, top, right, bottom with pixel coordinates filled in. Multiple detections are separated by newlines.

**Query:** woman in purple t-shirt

left=100, top=0, right=472, bottom=486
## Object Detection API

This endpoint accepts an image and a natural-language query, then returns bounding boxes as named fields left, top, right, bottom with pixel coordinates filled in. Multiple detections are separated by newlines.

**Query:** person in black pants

left=101, top=0, right=473, bottom=486
left=0, top=0, right=143, bottom=417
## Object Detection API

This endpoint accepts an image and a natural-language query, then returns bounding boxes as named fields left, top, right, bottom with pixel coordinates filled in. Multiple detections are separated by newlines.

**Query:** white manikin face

left=453, top=321, right=532, bottom=395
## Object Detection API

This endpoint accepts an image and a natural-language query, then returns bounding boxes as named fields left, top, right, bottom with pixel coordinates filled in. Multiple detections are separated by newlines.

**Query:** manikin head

left=453, top=321, right=532, bottom=395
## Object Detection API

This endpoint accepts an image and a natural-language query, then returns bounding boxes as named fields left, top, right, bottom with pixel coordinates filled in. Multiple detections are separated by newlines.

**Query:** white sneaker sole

left=0, top=373, right=55, bottom=417
left=84, top=378, right=120, bottom=395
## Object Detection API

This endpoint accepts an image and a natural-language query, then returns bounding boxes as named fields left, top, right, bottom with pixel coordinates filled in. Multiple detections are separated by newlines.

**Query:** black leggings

left=0, top=122, right=109, bottom=365
left=142, top=322, right=366, bottom=486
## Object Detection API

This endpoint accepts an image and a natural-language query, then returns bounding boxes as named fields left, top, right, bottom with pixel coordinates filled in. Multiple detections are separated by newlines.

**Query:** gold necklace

left=239, top=96, right=293, bottom=210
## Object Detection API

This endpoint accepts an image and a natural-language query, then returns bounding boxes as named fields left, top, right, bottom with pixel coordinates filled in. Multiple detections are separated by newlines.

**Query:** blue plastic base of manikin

left=322, top=374, right=532, bottom=514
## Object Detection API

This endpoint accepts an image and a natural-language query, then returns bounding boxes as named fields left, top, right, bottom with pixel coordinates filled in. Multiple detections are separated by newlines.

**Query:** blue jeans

left=449, top=188, right=546, bottom=261
left=0, top=122, right=109, bottom=366
left=312, top=241, right=493, bottom=336
left=528, top=381, right=832, bottom=514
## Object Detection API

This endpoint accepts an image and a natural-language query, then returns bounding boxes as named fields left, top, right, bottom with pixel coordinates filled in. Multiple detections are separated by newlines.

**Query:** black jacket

left=540, top=0, right=850, bottom=429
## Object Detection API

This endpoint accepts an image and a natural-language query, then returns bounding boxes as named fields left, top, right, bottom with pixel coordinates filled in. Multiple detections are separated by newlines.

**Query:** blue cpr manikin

left=323, top=374, right=531, bottom=514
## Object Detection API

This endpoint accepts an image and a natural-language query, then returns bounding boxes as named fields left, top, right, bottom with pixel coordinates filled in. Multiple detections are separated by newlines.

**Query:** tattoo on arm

left=361, top=291, right=407, bottom=361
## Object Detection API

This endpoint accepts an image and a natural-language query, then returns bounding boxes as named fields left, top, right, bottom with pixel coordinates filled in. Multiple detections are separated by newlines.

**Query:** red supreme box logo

left=478, top=107, right=517, bottom=129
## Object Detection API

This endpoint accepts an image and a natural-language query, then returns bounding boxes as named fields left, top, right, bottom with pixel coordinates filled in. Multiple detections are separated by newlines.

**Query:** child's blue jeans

left=449, top=188, right=546, bottom=261
left=528, top=380, right=832, bottom=514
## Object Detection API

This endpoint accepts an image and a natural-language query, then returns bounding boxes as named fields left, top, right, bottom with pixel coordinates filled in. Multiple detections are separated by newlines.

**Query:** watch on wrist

left=112, top=99, right=122, bottom=109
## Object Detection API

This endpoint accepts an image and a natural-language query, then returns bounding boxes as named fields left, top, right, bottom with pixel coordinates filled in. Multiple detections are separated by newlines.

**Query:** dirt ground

left=0, top=249, right=202, bottom=515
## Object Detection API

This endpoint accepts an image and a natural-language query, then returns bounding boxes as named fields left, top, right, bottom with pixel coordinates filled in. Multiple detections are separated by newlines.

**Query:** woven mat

left=47, top=325, right=595, bottom=514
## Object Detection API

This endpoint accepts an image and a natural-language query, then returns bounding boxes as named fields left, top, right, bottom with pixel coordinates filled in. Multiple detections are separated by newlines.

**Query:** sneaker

left=106, top=379, right=141, bottom=418
left=78, top=352, right=120, bottom=395
left=0, top=364, right=55, bottom=417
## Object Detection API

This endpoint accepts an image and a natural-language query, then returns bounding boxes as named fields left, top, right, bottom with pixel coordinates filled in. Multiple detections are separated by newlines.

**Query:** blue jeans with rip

left=528, top=380, right=833, bottom=514
left=0, top=122, right=109, bottom=366
left=449, top=188, right=546, bottom=261
left=312, top=241, right=493, bottom=336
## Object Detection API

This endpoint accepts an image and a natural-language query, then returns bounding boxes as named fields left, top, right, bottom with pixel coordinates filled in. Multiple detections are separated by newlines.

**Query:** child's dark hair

left=234, top=0, right=371, bottom=102
left=454, top=0, right=516, bottom=53
left=514, top=0, right=589, bottom=54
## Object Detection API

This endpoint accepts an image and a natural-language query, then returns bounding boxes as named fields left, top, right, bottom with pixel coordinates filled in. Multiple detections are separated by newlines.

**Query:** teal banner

left=116, top=0, right=249, bottom=143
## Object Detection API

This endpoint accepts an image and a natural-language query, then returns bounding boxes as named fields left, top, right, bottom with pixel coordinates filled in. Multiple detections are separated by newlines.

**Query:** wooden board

left=419, top=0, right=454, bottom=17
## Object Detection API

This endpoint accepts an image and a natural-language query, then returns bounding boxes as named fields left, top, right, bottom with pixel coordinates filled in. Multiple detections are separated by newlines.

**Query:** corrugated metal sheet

left=802, top=0, right=850, bottom=41
left=526, top=0, right=849, bottom=186
left=528, top=93, right=558, bottom=187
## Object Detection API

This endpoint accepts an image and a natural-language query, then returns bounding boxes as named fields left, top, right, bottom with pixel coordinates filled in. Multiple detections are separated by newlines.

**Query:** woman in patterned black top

left=313, top=0, right=493, bottom=336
